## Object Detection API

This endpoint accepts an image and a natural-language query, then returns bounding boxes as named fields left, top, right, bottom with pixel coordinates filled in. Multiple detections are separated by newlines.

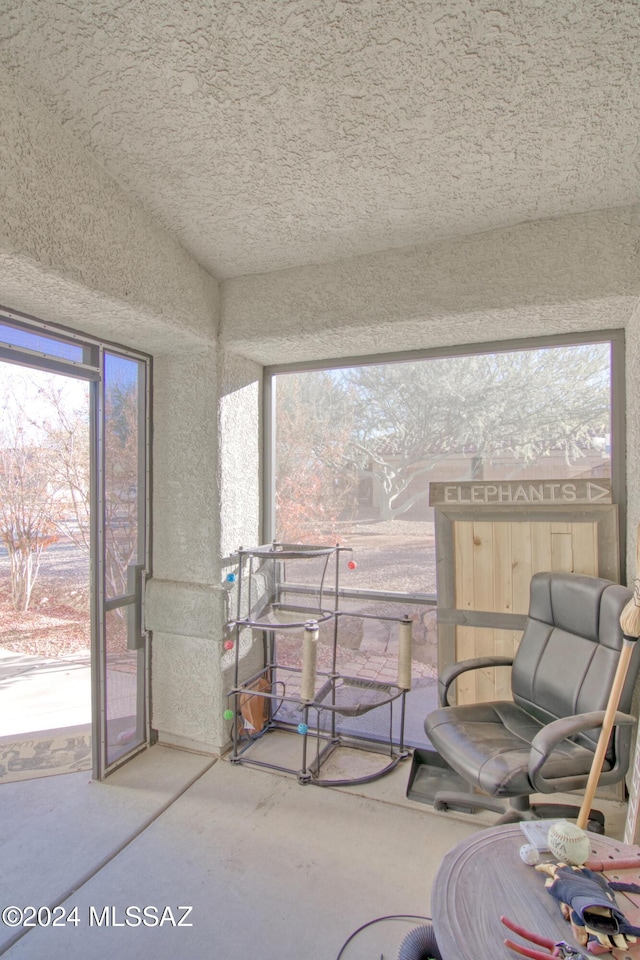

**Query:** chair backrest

left=512, top=572, right=639, bottom=753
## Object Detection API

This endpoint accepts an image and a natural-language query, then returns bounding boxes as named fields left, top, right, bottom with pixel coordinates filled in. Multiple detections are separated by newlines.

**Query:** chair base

left=433, top=790, right=505, bottom=815
left=433, top=790, right=606, bottom=834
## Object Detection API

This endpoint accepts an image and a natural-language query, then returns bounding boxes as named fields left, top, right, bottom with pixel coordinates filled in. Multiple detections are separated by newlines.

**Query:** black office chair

left=425, top=572, right=640, bottom=829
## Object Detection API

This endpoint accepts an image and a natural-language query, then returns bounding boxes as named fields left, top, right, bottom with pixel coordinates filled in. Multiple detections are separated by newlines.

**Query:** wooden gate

left=431, top=481, right=619, bottom=705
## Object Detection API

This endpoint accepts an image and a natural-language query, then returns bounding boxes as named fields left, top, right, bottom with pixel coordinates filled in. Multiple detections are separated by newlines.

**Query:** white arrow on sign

left=587, top=482, right=610, bottom=502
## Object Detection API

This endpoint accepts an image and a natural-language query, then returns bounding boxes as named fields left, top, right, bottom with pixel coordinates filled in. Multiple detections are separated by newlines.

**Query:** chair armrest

left=438, top=656, right=514, bottom=707
left=528, top=710, right=636, bottom=794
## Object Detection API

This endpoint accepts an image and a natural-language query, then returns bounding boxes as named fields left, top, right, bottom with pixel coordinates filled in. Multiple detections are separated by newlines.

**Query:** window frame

left=264, top=328, right=627, bottom=599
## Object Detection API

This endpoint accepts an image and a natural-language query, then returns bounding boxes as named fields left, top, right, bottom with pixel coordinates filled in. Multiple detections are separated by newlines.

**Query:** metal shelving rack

left=224, top=542, right=410, bottom=786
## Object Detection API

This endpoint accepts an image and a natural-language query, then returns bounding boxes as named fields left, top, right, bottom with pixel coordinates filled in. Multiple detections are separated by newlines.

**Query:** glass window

left=104, top=353, right=144, bottom=599
left=273, top=342, right=612, bottom=597
left=0, top=317, right=88, bottom=364
left=270, top=337, right=616, bottom=746
left=104, top=608, right=144, bottom=766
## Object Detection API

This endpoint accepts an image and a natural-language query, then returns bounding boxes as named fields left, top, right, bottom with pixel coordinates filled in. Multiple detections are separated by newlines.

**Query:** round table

left=431, top=824, right=640, bottom=960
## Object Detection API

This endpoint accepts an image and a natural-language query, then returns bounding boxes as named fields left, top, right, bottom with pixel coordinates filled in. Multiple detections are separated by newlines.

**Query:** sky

left=0, top=360, right=89, bottom=443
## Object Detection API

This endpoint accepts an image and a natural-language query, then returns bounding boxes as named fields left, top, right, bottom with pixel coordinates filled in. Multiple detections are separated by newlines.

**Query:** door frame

left=0, top=305, right=152, bottom=780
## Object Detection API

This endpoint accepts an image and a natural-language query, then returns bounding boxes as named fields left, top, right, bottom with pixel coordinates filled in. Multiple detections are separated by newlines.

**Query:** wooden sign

left=429, top=479, right=611, bottom=507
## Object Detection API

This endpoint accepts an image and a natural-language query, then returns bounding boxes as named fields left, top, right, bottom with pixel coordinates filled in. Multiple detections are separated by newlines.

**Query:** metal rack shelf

left=224, top=542, right=411, bottom=786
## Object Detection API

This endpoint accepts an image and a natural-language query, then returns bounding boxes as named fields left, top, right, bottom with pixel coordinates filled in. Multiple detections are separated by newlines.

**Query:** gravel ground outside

left=0, top=542, right=90, bottom=659
left=273, top=518, right=439, bottom=672
left=284, top=518, right=437, bottom=594
left=1, top=520, right=438, bottom=673
left=2, top=526, right=438, bottom=750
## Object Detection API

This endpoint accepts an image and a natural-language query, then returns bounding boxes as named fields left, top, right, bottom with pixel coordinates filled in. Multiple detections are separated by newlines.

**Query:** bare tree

left=0, top=370, right=91, bottom=612
left=104, top=380, right=140, bottom=601
left=25, top=374, right=139, bottom=600
left=26, top=379, right=91, bottom=552
left=275, top=372, right=359, bottom=542
left=0, top=414, right=60, bottom=612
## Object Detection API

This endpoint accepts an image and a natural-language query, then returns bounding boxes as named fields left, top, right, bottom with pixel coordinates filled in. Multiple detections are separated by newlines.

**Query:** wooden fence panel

left=432, top=490, right=619, bottom=706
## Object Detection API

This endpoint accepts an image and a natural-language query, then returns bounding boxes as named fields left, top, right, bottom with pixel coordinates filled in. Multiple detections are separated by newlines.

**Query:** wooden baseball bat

left=577, top=562, right=640, bottom=831
left=576, top=637, right=636, bottom=829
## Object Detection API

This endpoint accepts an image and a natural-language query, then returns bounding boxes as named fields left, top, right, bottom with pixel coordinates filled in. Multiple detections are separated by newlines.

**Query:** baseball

left=547, top=820, right=591, bottom=865
left=519, top=843, right=541, bottom=865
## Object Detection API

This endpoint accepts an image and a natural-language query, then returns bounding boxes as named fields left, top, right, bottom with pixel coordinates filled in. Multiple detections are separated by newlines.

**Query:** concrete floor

left=0, top=649, right=91, bottom=738
left=0, top=739, right=629, bottom=960
left=0, top=742, right=485, bottom=960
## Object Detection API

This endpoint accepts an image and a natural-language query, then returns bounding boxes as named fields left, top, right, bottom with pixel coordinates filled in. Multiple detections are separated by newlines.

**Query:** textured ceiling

left=0, top=0, right=638, bottom=280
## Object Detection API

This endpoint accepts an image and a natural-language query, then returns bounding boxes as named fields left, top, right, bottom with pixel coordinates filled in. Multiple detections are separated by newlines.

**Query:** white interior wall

left=2, top=66, right=640, bottom=758
left=0, top=70, right=235, bottom=754
left=0, top=68, right=218, bottom=353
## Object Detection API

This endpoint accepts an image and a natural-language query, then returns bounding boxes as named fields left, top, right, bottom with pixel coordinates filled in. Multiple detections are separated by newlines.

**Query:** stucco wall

left=0, top=68, right=218, bottom=352
left=222, top=206, right=640, bottom=363
left=218, top=352, right=263, bottom=560
left=147, top=349, right=263, bottom=753
left=2, top=63, right=640, bottom=761
left=0, top=70, right=231, bottom=754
